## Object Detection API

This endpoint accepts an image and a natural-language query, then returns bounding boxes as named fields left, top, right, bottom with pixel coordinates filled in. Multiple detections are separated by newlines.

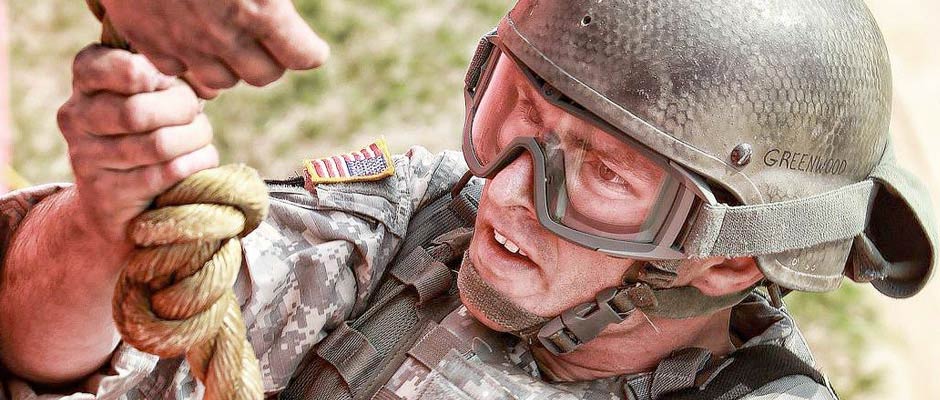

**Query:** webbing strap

left=395, top=183, right=482, bottom=261
left=371, top=388, right=402, bottom=400
left=538, top=283, right=753, bottom=355
left=638, top=285, right=755, bottom=320
left=650, top=348, right=711, bottom=399
left=316, top=322, right=380, bottom=389
left=659, top=345, right=826, bottom=400
left=685, top=179, right=876, bottom=257
left=391, top=248, right=453, bottom=304
left=407, top=322, right=472, bottom=370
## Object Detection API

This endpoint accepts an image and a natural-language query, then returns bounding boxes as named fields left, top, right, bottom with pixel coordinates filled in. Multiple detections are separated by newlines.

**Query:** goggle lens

left=468, top=53, right=681, bottom=243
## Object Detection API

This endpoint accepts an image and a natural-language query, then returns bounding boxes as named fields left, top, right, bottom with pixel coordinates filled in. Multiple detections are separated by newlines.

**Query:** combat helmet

left=457, top=0, right=937, bottom=354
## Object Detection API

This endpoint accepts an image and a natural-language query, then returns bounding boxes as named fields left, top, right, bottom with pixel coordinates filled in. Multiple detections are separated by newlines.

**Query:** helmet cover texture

left=496, top=0, right=934, bottom=295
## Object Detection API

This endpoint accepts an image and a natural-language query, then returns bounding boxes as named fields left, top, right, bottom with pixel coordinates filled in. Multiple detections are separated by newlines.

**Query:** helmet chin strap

left=457, top=252, right=754, bottom=355
left=457, top=253, right=551, bottom=338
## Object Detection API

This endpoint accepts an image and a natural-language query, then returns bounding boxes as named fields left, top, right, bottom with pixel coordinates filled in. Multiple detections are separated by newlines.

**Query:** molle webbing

left=279, top=185, right=481, bottom=400
left=656, top=345, right=826, bottom=400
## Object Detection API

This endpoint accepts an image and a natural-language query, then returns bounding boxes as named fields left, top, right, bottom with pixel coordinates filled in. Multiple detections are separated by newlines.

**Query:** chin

left=458, top=289, right=513, bottom=333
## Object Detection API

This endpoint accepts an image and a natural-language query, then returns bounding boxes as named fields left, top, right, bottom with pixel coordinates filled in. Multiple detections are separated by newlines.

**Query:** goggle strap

left=684, top=179, right=877, bottom=258
left=464, top=29, right=499, bottom=96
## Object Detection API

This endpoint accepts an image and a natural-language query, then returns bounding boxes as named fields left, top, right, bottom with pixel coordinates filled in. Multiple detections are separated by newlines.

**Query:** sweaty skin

left=461, top=58, right=765, bottom=380
left=0, top=46, right=762, bottom=386
left=98, top=0, right=330, bottom=98
left=0, top=48, right=218, bottom=384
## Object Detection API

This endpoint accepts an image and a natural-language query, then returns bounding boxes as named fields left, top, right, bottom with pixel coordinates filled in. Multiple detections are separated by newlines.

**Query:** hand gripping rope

left=86, top=2, right=268, bottom=398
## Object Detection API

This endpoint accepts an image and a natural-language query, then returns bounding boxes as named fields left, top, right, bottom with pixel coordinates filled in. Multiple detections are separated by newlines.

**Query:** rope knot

left=113, top=164, right=268, bottom=399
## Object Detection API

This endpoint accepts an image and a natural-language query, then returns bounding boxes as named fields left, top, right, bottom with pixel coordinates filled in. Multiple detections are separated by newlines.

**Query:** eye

left=597, top=161, right=626, bottom=185
left=519, top=99, right=543, bottom=126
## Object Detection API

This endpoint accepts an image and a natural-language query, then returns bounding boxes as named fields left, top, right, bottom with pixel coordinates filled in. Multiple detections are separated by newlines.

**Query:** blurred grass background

left=6, top=1, right=938, bottom=398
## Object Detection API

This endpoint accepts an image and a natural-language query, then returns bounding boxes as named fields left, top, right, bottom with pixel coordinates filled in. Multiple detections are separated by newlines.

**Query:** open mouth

left=494, top=229, right=528, bottom=257
left=487, top=227, right=539, bottom=270
left=471, top=218, right=547, bottom=298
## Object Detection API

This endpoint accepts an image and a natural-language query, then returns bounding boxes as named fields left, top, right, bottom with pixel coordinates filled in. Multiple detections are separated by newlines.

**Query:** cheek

left=541, top=241, right=636, bottom=311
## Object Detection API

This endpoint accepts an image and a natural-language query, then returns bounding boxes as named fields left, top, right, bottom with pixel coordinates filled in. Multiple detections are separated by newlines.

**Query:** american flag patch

left=303, top=137, right=396, bottom=185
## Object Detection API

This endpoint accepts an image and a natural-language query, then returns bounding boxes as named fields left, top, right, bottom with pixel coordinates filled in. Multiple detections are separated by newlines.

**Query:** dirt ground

left=860, top=1, right=940, bottom=399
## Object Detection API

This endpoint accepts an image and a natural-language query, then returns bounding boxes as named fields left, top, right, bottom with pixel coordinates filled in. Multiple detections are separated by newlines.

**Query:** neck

left=531, top=309, right=734, bottom=382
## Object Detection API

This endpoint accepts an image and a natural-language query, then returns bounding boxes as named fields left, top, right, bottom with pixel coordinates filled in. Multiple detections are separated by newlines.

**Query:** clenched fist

left=98, top=0, right=330, bottom=98
left=57, top=45, right=220, bottom=242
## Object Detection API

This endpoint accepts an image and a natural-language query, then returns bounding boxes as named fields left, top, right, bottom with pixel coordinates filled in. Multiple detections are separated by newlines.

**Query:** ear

left=687, top=257, right=764, bottom=297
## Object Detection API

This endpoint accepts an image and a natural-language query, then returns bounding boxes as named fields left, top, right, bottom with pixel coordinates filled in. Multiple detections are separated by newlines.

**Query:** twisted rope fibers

left=85, top=2, right=268, bottom=398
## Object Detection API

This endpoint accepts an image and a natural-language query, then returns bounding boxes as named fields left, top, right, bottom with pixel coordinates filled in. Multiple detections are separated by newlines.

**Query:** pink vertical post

left=0, top=0, right=10, bottom=193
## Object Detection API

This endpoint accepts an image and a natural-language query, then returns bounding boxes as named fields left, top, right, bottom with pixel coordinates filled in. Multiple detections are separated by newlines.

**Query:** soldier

left=0, top=1, right=935, bottom=399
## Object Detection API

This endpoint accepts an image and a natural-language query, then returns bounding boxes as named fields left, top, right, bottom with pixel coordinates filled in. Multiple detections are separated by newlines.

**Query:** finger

left=144, top=52, right=188, bottom=77
left=220, top=39, right=285, bottom=87
left=115, top=144, right=220, bottom=201
left=73, top=44, right=176, bottom=95
left=73, top=84, right=200, bottom=135
left=181, top=72, right=221, bottom=100
left=77, top=114, right=213, bottom=170
left=180, top=53, right=239, bottom=90
left=251, top=2, right=330, bottom=70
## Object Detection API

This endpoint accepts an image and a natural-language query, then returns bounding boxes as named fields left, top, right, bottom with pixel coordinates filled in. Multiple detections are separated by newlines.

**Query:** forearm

left=0, top=186, right=132, bottom=384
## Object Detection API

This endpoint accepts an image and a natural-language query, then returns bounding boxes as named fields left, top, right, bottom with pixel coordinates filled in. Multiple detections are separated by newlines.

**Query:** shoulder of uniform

left=303, top=137, right=396, bottom=186
left=741, top=375, right=838, bottom=400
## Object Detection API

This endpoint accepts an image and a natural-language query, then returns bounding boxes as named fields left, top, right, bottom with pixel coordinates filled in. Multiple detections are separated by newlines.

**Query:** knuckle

left=116, top=56, right=151, bottom=91
left=235, top=3, right=266, bottom=28
left=72, top=45, right=98, bottom=79
left=57, top=103, right=76, bottom=134
left=119, top=97, right=153, bottom=132
left=151, top=56, right=186, bottom=76
left=147, top=130, right=173, bottom=161
left=245, top=67, right=285, bottom=87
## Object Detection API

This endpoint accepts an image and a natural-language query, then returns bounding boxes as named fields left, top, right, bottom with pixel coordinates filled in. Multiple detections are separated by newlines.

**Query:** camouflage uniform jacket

left=0, top=147, right=835, bottom=400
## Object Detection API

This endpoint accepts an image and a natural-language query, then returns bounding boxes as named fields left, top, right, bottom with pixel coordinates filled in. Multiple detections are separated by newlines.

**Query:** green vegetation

left=8, top=1, right=886, bottom=398
left=788, top=284, right=887, bottom=398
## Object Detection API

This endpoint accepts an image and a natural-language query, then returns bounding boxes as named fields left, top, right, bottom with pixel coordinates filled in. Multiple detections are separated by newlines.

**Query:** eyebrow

left=588, top=133, right=662, bottom=184
left=513, top=72, right=664, bottom=185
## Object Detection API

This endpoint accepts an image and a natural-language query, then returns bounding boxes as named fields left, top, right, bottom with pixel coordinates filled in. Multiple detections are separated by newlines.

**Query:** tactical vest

left=278, top=183, right=827, bottom=400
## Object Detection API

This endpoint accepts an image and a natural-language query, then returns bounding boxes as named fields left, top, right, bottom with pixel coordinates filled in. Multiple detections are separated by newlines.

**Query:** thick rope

left=85, top=2, right=267, bottom=398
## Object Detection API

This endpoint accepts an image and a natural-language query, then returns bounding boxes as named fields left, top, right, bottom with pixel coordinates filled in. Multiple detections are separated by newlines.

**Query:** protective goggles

left=462, top=33, right=717, bottom=260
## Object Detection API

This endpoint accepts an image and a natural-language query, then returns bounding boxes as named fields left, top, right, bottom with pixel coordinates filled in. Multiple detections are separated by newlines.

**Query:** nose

left=485, top=151, right=537, bottom=212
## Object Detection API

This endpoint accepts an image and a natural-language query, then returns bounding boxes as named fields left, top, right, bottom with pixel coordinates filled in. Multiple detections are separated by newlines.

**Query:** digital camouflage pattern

left=380, top=299, right=835, bottom=400
left=0, top=147, right=834, bottom=399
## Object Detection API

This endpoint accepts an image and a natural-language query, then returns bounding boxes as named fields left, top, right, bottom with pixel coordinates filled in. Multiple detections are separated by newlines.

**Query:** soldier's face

left=464, top=57, right=667, bottom=323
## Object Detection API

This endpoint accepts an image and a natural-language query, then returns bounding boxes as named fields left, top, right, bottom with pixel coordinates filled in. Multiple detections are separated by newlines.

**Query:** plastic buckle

left=537, top=287, right=635, bottom=355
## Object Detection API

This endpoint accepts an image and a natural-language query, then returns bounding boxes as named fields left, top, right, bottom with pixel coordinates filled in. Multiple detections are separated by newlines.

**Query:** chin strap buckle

left=537, top=283, right=655, bottom=355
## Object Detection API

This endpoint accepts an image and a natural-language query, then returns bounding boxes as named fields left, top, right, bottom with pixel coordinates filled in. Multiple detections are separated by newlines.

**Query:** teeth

left=494, top=229, right=526, bottom=257
left=494, top=230, right=507, bottom=245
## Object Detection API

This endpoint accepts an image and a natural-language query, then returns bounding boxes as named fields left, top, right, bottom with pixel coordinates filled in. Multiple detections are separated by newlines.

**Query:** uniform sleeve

left=225, top=146, right=471, bottom=393
left=1, top=146, right=472, bottom=399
